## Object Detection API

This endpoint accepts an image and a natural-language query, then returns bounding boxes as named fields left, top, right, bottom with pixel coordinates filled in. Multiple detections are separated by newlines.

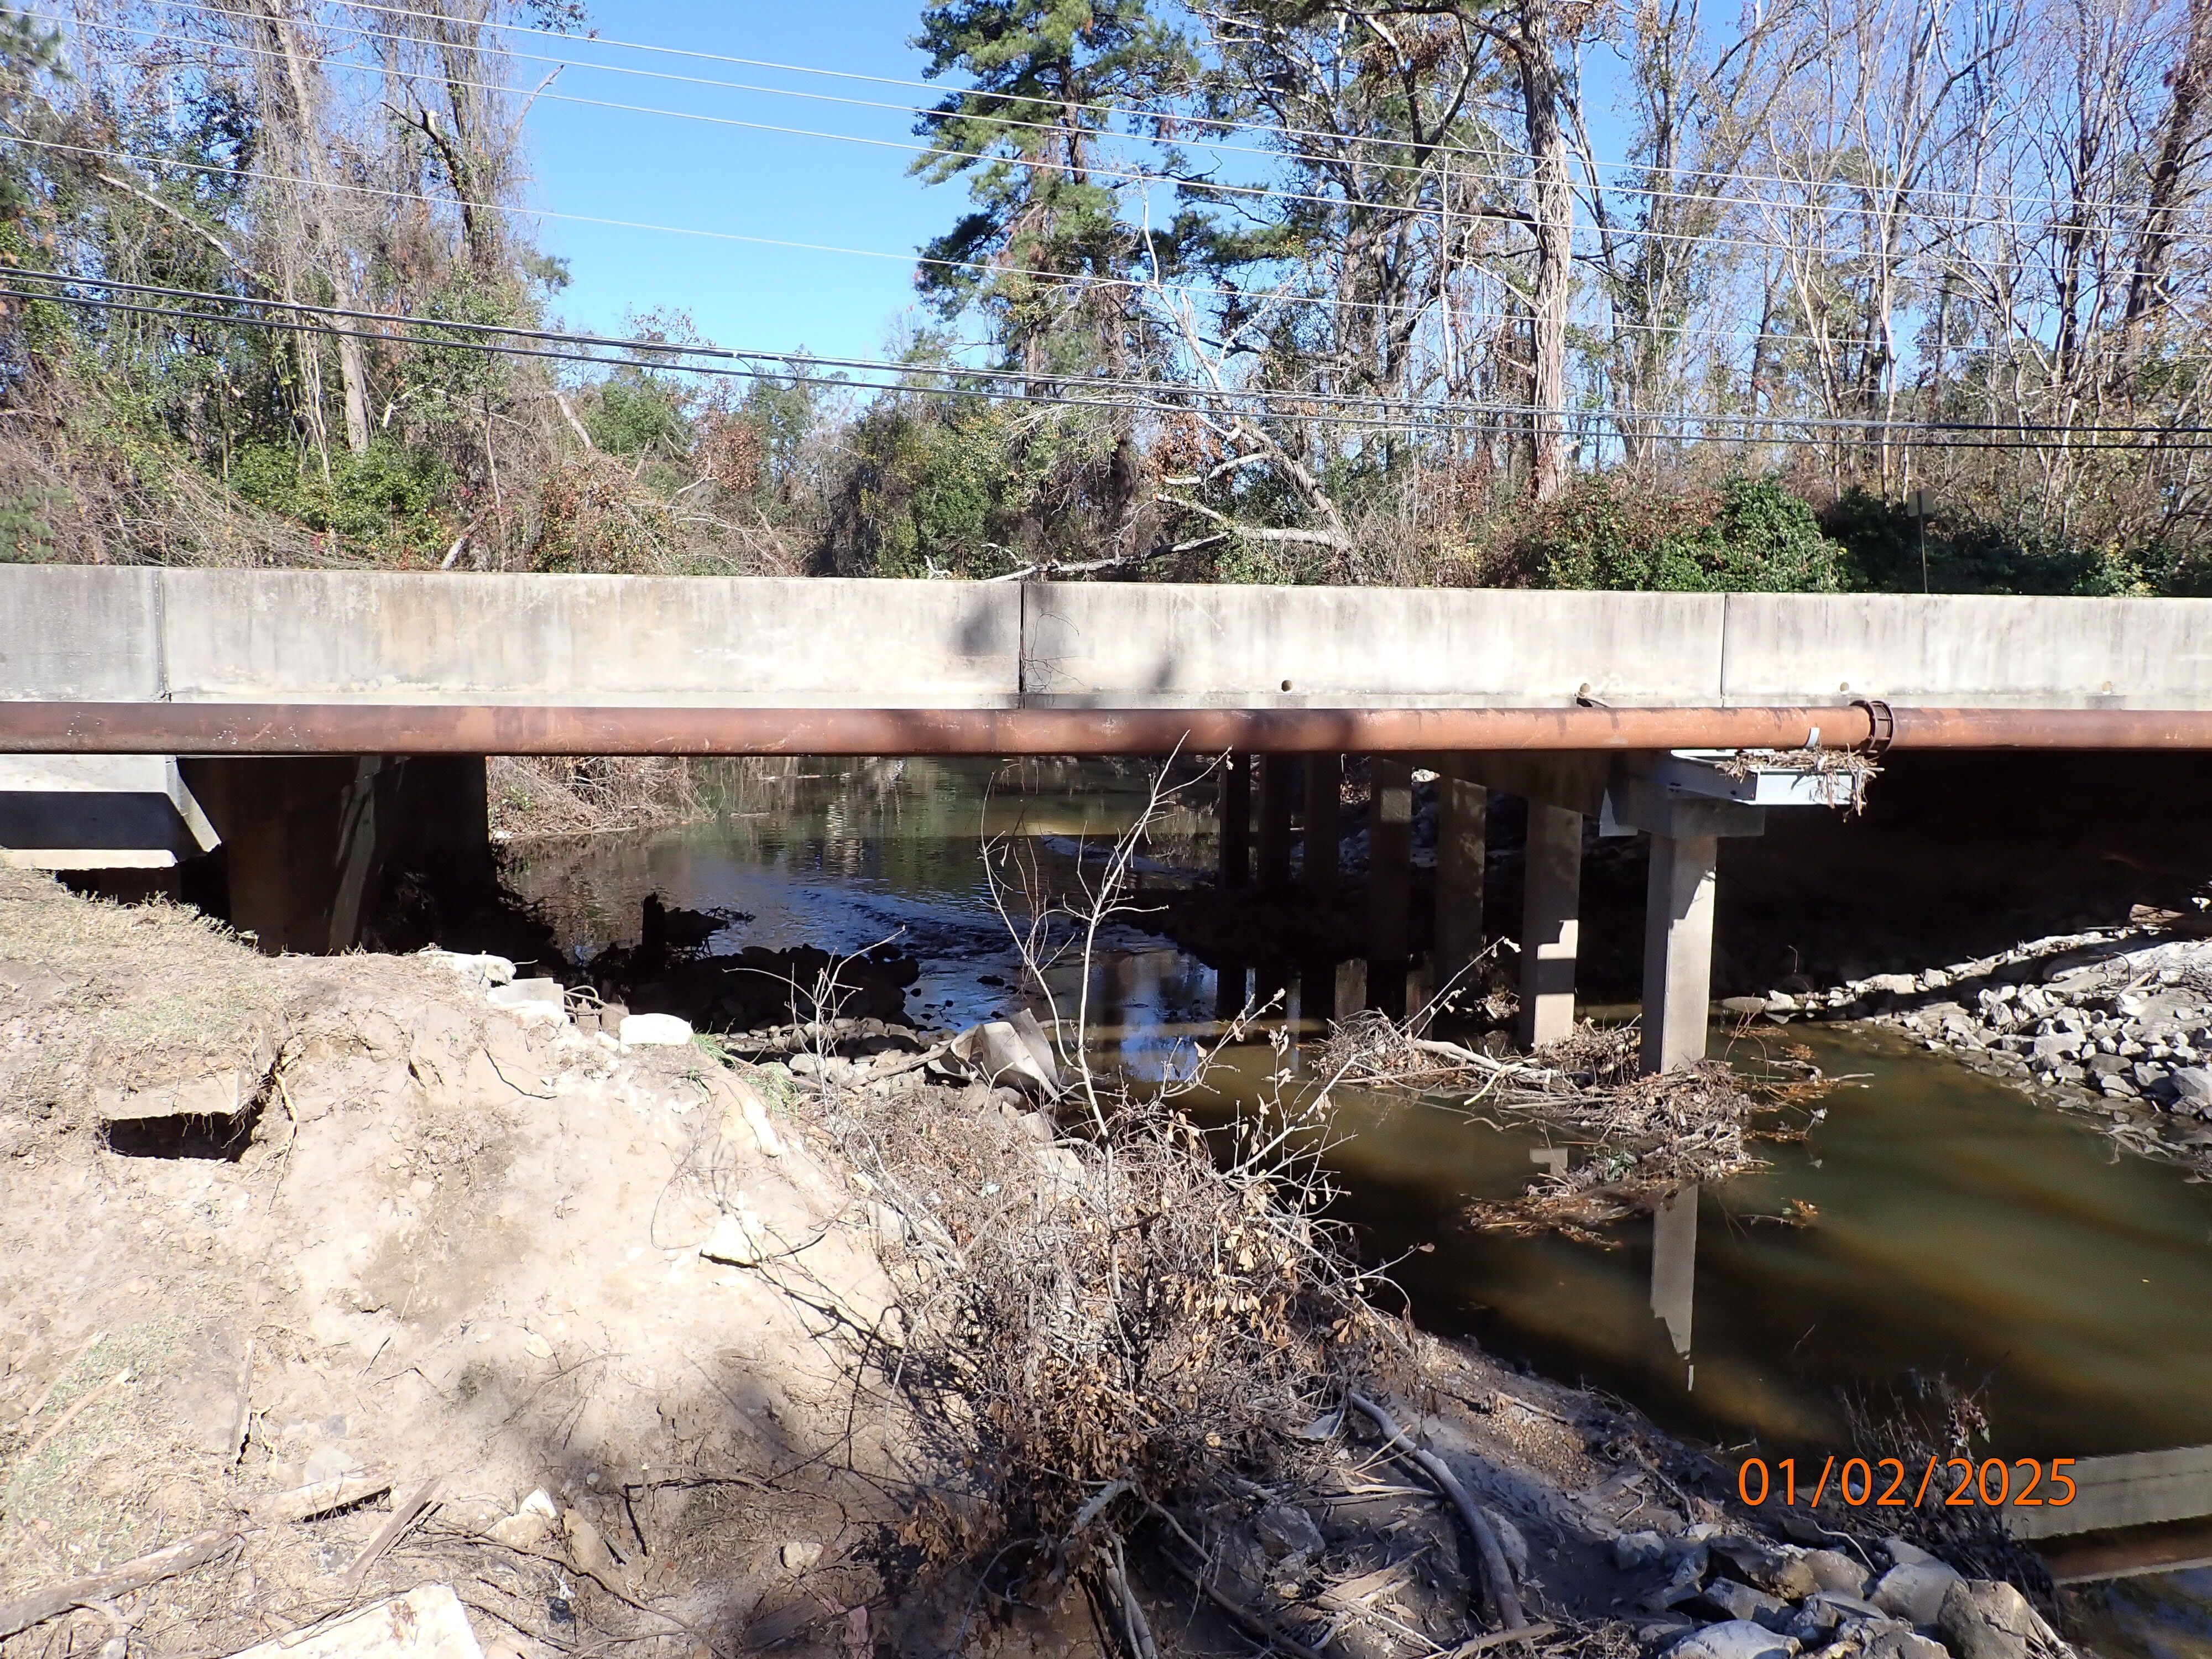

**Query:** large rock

left=1862, top=1624, right=1950, bottom=1659
left=619, top=1012, right=693, bottom=1047
left=2171, top=1066, right=2212, bottom=1107
left=1937, top=1580, right=2034, bottom=1659
left=1661, top=1620, right=1799, bottom=1659
left=1615, top=1530, right=1670, bottom=1572
left=1870, top=1559, right=1964, bottom=1625
left=1712, top=1535, right=1820, bottom=1600
left=1803, top=1549, right=1870, bottom=1597
left=1695, top=1578, right=1790, bottom=1626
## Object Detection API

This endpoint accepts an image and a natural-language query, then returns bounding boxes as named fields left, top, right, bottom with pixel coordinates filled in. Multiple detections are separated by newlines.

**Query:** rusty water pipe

left=6, top=700, right=2212, bottom=754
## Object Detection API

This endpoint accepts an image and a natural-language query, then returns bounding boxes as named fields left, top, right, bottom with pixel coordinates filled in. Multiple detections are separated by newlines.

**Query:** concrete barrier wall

left=1719, top=593, right=2212, bottom=708
left=0, top=569, right=1024, bottom=707
left=1022, top=584, right=1727, bottom=707
left=7, top=567, right=2212, bottom=709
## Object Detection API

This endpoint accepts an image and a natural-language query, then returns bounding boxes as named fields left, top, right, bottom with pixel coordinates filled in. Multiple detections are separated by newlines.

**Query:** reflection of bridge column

left=1302, top=753, right=1340, bottom=903
left=1642, top=832, right=1720, bottom=1072
left=1519, top=805, right=1583, bottom=1047
left=1368, top=757, right=1412, bottom=1019
left=1218, top=753, right=1250, bottom=890
left=1651, top=1183, right=1698, bottom=1379
left=1258, top=755, right=1293, bottom=895
left=1213, top=961, right=1248, bottom=1022
left=1434, top=758, right=1488, bottom=1007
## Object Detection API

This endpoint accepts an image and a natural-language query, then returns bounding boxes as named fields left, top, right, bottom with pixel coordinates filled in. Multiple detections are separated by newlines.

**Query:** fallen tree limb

left=0, top=1528, right=237, bottom=1638
left=1447, top=1622, right=1560, bottom=1655
left=1348, top=1393, right=1528, bottom=1634
left=340, top=1478, right=440, bottom=1588
left=1159, top=1554, right=1326, bottom=1659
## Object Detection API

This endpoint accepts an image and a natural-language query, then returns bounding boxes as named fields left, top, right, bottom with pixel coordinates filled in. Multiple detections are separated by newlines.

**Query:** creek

left=499, top=756, right=2212, bottom=1659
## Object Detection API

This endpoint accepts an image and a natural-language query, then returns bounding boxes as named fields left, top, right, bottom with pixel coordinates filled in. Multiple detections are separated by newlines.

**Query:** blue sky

left=521, top=1, right=961, bottom=365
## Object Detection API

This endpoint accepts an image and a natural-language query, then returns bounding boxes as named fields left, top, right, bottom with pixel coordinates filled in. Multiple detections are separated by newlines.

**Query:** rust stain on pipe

left=4, top=701, right=2212, bottom=754
left=0, top=702, right=1872, bottom=755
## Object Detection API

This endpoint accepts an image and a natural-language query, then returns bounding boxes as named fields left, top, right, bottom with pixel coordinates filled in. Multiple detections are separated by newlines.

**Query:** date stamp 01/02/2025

left=1738, top=1457, right=2078, bottom=1510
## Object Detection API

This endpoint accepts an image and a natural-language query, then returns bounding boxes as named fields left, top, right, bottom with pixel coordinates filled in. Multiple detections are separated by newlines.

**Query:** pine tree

left=911, top=0, right=1192, bottom=381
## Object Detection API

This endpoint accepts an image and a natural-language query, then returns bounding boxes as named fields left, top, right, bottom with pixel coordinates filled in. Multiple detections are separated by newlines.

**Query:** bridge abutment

left=181, top=755, right=489, bottom=954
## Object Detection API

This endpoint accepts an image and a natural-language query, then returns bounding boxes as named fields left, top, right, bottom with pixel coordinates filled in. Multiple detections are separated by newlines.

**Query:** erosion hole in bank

left=103, top=1108, right=258, bottom=1161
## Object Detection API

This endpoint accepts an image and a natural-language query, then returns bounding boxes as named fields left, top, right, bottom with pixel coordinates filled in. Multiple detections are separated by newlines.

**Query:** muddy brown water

left=500, top=757, right=2212, bottom=1658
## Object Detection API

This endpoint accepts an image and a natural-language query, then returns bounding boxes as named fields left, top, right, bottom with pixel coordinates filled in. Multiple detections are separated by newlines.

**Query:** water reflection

left=1652, top=1183, right=1698, bottom=1382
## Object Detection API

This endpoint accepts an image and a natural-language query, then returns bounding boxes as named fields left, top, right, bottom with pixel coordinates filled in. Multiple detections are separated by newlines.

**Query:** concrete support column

left=1434, top=756, right=1488, bottom=1003
left=1257, top=755, right=1293, bottom=895
left=1519, top=804, right=1583, bottom=1047
left=1218, top=753, right=1250, bottom=890
left=1640, top=832, right=1719, bottom=1073
left=1368, top=757, right=1412, bottom=1018
left=1302, top=754, right=1340, bottom=902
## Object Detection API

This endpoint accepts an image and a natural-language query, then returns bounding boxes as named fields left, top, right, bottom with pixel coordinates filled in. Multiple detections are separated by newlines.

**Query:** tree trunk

left=1516, top=0, right=1574, bottom=502
left=2119, top=0, right=2212, bottom=385
left=260, top=0, right=370, bottom=455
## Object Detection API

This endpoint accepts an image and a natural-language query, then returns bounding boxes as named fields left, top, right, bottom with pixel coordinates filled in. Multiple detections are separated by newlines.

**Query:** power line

left=48, top=4, right=2201, bottom=259
left=1, top=128, right=1871, bottom=354
left=312, top=0, right=2212, bottom=225
left=117, top=0, right=2203, bottom=242
left=11, top=269, right=2208, bottom=450
left=20, top=128, right=2195, bottom=393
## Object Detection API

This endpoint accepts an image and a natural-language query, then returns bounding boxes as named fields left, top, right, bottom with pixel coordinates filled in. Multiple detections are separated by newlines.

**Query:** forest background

left=2, top=0, right=2211, bottom=597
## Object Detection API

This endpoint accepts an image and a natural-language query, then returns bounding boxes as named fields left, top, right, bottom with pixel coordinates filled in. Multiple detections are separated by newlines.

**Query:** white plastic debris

left=618, top=1012, right=693, bottom=1047
left=487, top=978, right=567, bottom=1024
left=418, top=947, right=516, bottom=989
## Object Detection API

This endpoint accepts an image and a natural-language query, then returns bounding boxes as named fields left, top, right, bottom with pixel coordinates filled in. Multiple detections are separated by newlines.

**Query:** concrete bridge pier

left=1302, top=754, right=1340, bottom=902
left=1368, top=757, right=1413, bottom=1019
left=1520, top=805, right=1584, bottom=1047
left=1217, top=752, right=1250, bottom=889
left=1641, top=833, right=1721, bottom=1072
left=1603, top=765, right=1769, bottom=1071
left=1433, top=758, right=1488, bottom=1006
left=1258, top=755, right=1294, bottom=895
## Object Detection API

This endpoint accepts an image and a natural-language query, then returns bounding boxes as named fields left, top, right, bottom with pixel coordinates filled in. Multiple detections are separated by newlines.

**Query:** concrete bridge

left=6, top=567, right=2212, bottom=1075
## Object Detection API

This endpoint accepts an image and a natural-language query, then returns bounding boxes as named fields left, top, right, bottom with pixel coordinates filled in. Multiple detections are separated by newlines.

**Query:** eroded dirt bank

left=0, top=873, right=2080, bottom=1659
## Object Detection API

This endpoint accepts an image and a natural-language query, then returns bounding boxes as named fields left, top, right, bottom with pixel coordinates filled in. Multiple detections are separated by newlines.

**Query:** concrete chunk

left=221, top=1584, right=482, bottom=1658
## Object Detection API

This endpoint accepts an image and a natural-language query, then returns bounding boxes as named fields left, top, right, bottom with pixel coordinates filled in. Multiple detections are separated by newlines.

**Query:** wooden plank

left=2007, top=1444, right=2212, bottom=1540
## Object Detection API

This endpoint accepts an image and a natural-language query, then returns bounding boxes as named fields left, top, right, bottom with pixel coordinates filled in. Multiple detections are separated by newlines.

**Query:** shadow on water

left=503, top=757, right=2212, bottom=1656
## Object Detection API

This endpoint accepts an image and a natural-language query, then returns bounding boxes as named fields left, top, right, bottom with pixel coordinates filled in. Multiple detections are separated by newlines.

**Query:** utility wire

left=93, top=0, right=2206, bottom=240
left=310, top=0, right=2212, bottom=223
left=0, top=128, right=1913, bottom=353
left=43, top=7, right=2199, bottom=262
left=12, top=270, right=2208, bottom=450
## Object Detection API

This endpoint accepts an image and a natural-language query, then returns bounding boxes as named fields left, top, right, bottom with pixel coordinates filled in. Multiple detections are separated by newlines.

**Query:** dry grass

left=0, top=870, right=285, bottom=1131
left=487, top=755, right=710, bottom=839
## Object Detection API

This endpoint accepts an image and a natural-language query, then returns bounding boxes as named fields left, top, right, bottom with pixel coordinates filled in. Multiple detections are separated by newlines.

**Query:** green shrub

left=227, top=439, right=453, bottom=561
left=1531, top=473, right=1845, bottom=592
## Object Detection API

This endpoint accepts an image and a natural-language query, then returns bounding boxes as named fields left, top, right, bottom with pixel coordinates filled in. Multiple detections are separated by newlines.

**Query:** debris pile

left=1311, top=1013, right=1824, bottom=1241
